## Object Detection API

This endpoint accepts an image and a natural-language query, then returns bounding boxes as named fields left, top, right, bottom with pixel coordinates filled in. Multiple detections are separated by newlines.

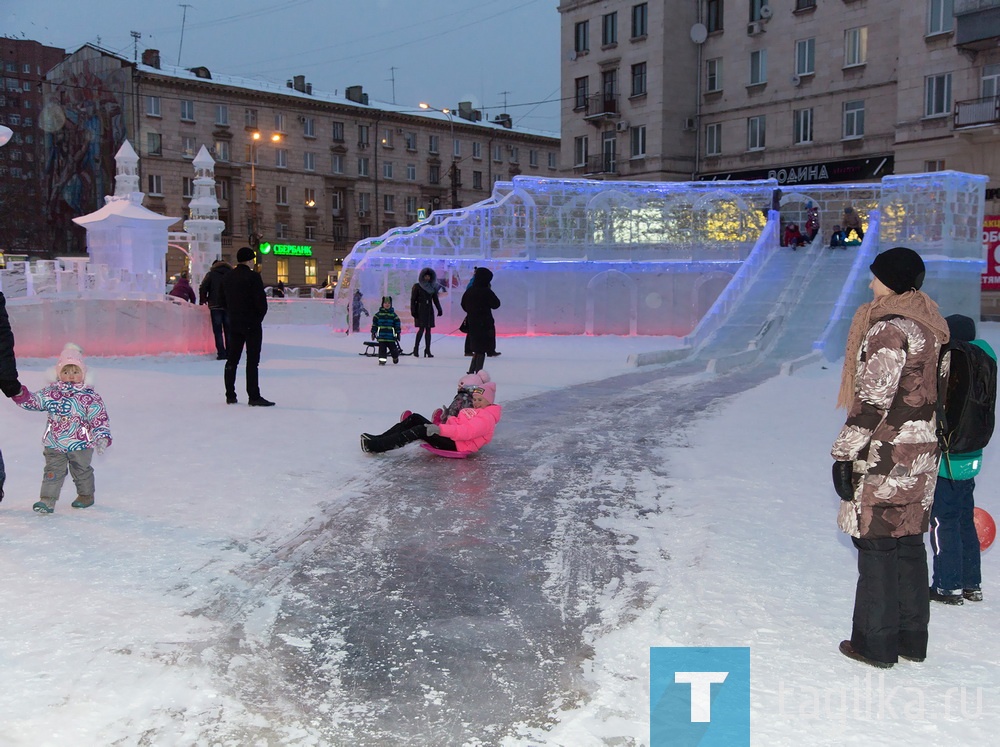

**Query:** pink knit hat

left=481, top=381, right=497, bottom=404
left=57, top=343, right=87, bottom=381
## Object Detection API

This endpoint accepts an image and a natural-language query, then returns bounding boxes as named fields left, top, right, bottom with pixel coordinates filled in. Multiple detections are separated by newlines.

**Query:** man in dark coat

left=0, top=289, right=23, bottom=501
left=219, top=247, right=274, bottom=406
left=461, top=266, right=501, bottom=374
left=199, top=260, right=232, bottom=360
left=410, top=267, right=443, bottom=357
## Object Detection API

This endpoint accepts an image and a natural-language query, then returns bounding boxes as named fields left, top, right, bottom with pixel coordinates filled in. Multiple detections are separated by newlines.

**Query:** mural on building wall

left=42, top=55, right=127, bottom=246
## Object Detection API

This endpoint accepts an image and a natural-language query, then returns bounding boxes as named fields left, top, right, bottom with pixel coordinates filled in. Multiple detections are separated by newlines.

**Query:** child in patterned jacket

left=431, top=370, right=492, bottom=424
left=11, top=343, right=112, bottom=514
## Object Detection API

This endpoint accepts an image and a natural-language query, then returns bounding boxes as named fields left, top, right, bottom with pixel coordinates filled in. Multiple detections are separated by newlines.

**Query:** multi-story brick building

left=558, top=0, right=1000, bottom=218
left=44, top=44, right=561, bottom=287
left=0, top=38, right=66, bottom=259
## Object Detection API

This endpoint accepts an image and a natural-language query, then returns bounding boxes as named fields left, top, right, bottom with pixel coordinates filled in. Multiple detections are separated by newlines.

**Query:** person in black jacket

left=199, top=260, right=232, bottom=359
left=461, top=266, right=501, bottom=374
left=410, top=267, right=443, bottom=358
left=219, top=247, right=274, bottom=406
left=0, top=290, right=24, bottom=501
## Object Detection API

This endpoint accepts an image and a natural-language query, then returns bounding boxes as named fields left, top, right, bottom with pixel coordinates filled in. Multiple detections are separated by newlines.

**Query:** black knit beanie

left=870, top=247, right=925, bottom=294
left=945, top=314, right=976, bottom=342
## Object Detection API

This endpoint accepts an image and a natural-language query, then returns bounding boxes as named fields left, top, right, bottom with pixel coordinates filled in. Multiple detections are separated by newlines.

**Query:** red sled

left=419, top=443, right=470, bottom=459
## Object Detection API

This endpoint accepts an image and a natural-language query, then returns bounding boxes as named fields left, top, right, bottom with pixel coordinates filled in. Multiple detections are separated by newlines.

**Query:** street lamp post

left=248, top=131, right=281, bottom=255
left=420, top=103, right=458, bottom=209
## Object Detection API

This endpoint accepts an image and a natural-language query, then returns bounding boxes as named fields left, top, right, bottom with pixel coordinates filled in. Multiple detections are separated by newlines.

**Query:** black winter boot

left=364, top=426, right=424, bottom=453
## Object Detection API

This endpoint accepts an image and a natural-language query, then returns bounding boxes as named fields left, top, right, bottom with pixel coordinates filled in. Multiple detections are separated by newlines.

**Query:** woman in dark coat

left=410, top=267, right=443, bottom=358
left=461, top=266, right=500, bottom=374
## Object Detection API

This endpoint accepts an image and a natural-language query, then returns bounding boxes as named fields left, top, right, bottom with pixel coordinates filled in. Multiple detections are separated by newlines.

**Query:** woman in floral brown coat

left=831, top=246, right=949, bottom=669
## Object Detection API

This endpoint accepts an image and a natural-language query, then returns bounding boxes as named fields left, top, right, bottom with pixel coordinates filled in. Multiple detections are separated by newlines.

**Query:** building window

left=245, top=108, right=258, bottom=128
left=706, top=0, right=722, bottom=31
left=509, top=146, right=519, bottom=163
left=182, top=177, right=194, bottom=198
left=358, top=193, right=371, bottom=212
left=928, top=0, right=954, bottom=35
left=575, top=20, right=589, bottom=53
left=925, top=159, right=946, bottom=171
left=182, top=136, right=196, bottom=158
left=630, top=125, right=646, bottom=157
left=793, top=108, right=813, bottom=144
left=493, top=144, right=503, bottom=162
left=429, top=134, right=439, bottom=154
left=304, top=258, right=317, bottom=284
left=472, top=141, right=482, bottom=159
left=146, top=96, right=161, bottom=117
left=843, top=100, right=865, bottom=138
left=925, top=73, right=952, bottom=116
left=304, top=152, right=316, bottom=171
left=750, top=0, right=770, bottom=22
left=383, top=161, right=394, bottom=179
left=548, top=152, right=558, bottom=169
left=276, top=258, right=289, bottom=281
left=332, top=120, right=344, bottom=141
left=275, top=148, right=287, bottom=168
left=574, top=135, right=589, bottom=166
left=401, top=131, right=415, bottom=150
left=602, top=12, right=618, bottom=46
left=632, top=3, right=648, bottom=37
left=452, top=138, right=461, bottom=158
left=147, top=174, right=163, bottom=195
left=575, top=76, right=589, bottom=109
left=706, top=122, right=722, bottom=156
left=796, top=0, right=816, bottom=9
left=303, top=117, right=315, bottom=137
left=407, top=163, right=416, bottom=180
left=429, top=164, right=440, bottom=184
left=845, top=27, right=868, bottom=67
left=276, top=185, right=288, bottom=205
left=706, top=58, right=723, bottom=92
left=331, top=191, right=344, bottom=211
left=747, top=115, right=766, bottom=150
left=332, top=154, right=344, bottom=174
left=147, top=132, right=162, bottom=157
left=275, top=113, right=286, bottom=133
left=212, top=140, right=229, bottom=163
left=602, top=68, right=618, bottom=99
left=304, top=187, right=316, bottom=207
left=982, top=63, right=1000, bottom=98
left=358, top=124, right=369, bottom=146
left=215, top=105, right=229, bottom=126
left=406, top=196, right=418, bottom=216
left=180, top=99, right=195, bottom=121
left=750, top=50, right=767, bottom=85
left=384, top=194, right=395, bottom=214
left=795, top=38, right=815, bottom=76
left=631, top=62, right=647, bottom=97
left=216, top=180, right=230, bottom=202
left=381, top=128, right=394, bottom=148
left=529, top=149, right=539, bottom=167
left=473, top=170, right=483, bottom=189
left=358, top=157, right=370, bottom=176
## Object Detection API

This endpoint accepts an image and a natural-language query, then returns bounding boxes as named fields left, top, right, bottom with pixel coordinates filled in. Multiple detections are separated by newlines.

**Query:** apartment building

left=559, top=0, right=1000, bottom=217
left=0, top=38, right=66, bottom=259
left=44, top=44, right=560, bottom=287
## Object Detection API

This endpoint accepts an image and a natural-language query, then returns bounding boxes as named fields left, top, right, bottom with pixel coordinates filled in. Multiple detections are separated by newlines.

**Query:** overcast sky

left=3, top=0, right=562, bottom=133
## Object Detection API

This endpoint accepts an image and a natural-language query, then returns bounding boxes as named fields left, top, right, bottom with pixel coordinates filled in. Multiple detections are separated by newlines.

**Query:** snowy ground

left=0, top=325, right=996, bottom=745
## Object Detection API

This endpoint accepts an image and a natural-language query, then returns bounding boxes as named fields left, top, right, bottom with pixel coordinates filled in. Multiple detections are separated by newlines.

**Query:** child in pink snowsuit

left=12, top=344, right=112, bottom=514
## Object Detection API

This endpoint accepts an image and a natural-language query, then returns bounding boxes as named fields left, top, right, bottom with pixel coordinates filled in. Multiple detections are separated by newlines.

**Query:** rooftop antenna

left=177, top=4, right=193, bottom=66
left=130, top=30, right=141, bottom=63
left=387, top=66, right=397, bottom=104
left=498, top=90, right=511, bottom=113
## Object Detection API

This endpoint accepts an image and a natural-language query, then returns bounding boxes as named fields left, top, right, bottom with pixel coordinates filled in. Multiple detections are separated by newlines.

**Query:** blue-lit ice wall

left=335, top=172, right=987, bottom=338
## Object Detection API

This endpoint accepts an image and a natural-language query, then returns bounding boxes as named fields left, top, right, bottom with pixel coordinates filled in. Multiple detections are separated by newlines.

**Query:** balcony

left=955, top=0, right=1000, bottom=51
left=584, top=153, right=618, bottom=175
left=954, top=95, right=1000, bottom=128
left=584, top=93, right=620, bottom=121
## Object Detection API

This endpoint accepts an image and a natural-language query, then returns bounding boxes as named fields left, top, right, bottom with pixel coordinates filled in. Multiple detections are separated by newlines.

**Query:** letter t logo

left=674, top=671, right=729, bottom=722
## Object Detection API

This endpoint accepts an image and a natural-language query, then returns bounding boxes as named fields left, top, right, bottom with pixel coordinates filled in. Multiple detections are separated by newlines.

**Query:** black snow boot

left=363, top=426, right=424, bottom=453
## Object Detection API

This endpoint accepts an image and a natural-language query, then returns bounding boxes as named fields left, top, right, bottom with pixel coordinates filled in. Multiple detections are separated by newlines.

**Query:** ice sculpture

left=335, top=172, right=987, bottom=346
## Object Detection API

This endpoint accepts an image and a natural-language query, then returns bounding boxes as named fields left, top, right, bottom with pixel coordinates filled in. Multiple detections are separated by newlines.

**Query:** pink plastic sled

left=420, top=443, right=470, bottom=459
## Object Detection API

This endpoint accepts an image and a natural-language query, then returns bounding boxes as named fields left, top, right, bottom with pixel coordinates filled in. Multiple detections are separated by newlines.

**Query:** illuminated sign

left=258, top=242, right=313, bottom=257
left=417, top=208, right=428, bottom=220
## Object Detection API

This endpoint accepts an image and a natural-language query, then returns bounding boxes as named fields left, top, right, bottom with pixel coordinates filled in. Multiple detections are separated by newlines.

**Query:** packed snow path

left=210, top=360, right=773, bottom=744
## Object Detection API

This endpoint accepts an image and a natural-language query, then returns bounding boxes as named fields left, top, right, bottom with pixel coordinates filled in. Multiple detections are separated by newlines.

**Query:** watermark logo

left=650, top=647, right=750, bottom=746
